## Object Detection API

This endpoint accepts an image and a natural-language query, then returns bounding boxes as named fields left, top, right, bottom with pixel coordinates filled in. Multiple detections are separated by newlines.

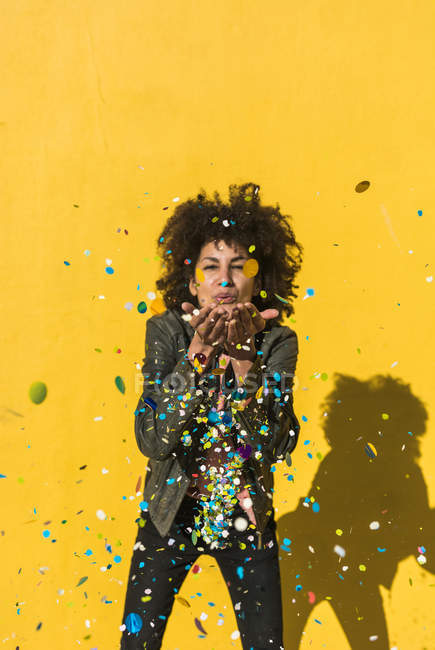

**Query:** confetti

left=242, top=258, right=259, bottom=278
left=115, top=376, right=125, bottom=394
left=29, top=382, right=47, bottom=404
left=355, top=180, right=370, bottom=193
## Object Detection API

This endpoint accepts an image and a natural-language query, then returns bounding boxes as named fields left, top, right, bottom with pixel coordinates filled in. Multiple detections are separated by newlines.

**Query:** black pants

left=119, top=494, right=284, bottom=650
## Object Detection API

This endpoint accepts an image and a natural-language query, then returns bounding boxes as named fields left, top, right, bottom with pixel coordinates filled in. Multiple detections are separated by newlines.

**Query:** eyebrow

left=200, top=256, right=248, bottom=263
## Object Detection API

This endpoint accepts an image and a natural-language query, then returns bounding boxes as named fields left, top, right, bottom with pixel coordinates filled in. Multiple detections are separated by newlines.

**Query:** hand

left=224, top=302, right=279, bottom=360
left=181, top=301, right=228, bottom=348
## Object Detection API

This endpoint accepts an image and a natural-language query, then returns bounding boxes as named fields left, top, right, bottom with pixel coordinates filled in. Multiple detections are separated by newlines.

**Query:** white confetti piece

left=334, top=544, right=346, bottom=557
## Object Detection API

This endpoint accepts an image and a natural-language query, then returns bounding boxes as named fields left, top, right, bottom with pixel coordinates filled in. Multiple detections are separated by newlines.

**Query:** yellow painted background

left=1, top=1, right=434, bottom=648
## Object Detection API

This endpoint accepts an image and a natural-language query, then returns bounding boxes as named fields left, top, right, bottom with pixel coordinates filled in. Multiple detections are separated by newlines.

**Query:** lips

left=215, top=295, right=236, bottom=303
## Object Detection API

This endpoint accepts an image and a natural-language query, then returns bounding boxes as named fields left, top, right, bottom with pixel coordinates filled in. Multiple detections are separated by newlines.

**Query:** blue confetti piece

left=144, top=397, right=157, bottom=410
left=237, top=566, right=244, bottom=579
left=125, top=612, right=142, bottom=634
left=105, top=266, right=114, bottom=275
left=140, top=501, right=148, bottom=511
left=312, top=502, right=320, bottom=513
left=417, top=209, right=423, bottom=216
left=207, top=410, right=220, bottom=424
left=306, top=288, right=315, bottom=296
left=377, top=547, right=386, bottom=552
left=314, top=618, right=322, bottom=624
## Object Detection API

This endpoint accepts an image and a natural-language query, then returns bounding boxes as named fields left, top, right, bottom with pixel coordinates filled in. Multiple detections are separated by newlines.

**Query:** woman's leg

left=119, top=498, right=201, bottom=649
left=214, top=510, right=284, bottom=650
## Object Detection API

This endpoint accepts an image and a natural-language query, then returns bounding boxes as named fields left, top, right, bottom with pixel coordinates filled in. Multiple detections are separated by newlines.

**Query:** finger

left=260, top=308, right=279, bottom=320
left=238, top=304, right=255, bottom=342
left=229, top=316, right=244, bottom=346
left=181, top=301, right=196, bottom=314
left=198, top=307, right=226, bottom=342
left=207, top=312, right=228, bottom=345
left=190, top=302, right=217, bottom=330
left=244, top=302, right=266, bottom=332
left=227, top=318, right=238, bottom=348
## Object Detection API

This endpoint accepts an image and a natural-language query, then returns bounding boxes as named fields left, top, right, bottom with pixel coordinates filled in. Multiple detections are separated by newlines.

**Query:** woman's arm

left=134, top=317, right=220, bottom=461
left=233, top=328, right=301, bottom=467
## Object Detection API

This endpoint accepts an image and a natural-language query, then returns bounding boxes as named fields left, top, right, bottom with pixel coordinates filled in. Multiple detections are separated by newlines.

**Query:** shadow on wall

left=276, top=373, right=434, bottom=650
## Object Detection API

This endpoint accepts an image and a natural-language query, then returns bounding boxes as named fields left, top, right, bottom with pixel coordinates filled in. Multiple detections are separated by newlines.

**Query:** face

left=188, top=239, right=260, bottom=314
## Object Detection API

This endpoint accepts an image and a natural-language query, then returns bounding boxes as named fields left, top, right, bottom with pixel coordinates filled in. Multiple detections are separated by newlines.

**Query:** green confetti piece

left=115, top=376, right=125, bottom=394
left=29, top=382, right=47, bottom=404
left=76, top=576, right=88, bottom=587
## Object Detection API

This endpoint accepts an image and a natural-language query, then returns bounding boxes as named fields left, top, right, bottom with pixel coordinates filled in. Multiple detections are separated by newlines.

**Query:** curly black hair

left=155, top=182, right=304, bottom=326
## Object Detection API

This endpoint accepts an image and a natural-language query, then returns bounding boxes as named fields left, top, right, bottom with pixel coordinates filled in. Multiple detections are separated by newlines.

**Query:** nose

left=218, top=267, right=235, bottom=287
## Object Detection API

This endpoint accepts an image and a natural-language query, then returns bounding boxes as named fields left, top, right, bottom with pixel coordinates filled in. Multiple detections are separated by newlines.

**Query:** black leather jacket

left=134, top=308, right=301, bottom=540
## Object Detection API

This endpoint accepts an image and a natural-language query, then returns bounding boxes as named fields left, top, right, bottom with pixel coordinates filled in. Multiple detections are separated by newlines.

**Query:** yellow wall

left=1, top=1, right=434, bottom=648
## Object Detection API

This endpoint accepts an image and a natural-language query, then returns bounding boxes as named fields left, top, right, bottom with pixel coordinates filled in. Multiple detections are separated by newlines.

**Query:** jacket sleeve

left=134, top=317, right=213, bottom=461
left=234, top=328, right=301, bottom=467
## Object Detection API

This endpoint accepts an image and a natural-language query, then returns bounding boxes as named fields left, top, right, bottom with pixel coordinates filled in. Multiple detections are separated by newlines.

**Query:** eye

left=203, top=265, right=244, bottom=270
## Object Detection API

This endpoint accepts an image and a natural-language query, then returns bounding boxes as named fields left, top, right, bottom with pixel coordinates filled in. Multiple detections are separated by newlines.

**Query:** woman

left=120, top=182, right=303, bottom=649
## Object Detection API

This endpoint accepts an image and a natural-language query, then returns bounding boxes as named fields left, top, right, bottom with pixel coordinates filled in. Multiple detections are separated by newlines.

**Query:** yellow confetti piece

left=193, top=357, right=203, bottom=374
left=255, top=385, right=264, bottom=400
left=260, top=290, right=267, bottom=298
left=196, top=268, right=205, bottom=283
left=336, top=529, right=343, bottom=536
left=359, top=564, right=367, bottom=572
left=149, top=297, right=166, bottom=315
left=141, top=596, right=152, bottom=602
left=243, top=258, right=259, bottom=278
left=366, top=442, right=377, bottom=457
left=381, top=413, right=390, bottom=420
left=248, top=244, right=256, bottom=253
